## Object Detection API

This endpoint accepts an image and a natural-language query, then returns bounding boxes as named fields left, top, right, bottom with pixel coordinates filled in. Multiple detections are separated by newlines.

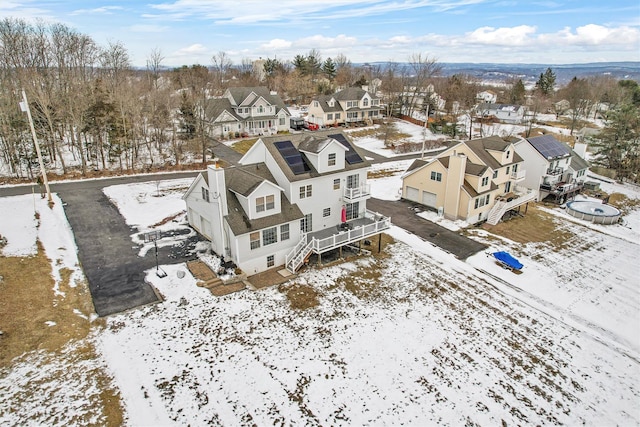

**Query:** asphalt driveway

left=367, top=198, right=487, bottom=260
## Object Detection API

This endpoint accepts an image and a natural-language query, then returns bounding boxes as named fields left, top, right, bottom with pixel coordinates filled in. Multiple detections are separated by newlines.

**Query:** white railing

left=486, top=189, right=537, bottom=225
left=511, top=170, right=526, bottom=181
left=343, top=184, right=371, bottom=201
left=285, top=211, right=391, bottom=273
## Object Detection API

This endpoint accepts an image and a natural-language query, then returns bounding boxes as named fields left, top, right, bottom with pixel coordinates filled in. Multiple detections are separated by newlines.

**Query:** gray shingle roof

left=223, top=163, right=303, bottom=236
left=226, top=86, right=290, bottom=115
left=465, top=136, right=523, bottom=170
left=570, top=151, right=590, bottom=171
left=260, top=130, right=371, bottom=182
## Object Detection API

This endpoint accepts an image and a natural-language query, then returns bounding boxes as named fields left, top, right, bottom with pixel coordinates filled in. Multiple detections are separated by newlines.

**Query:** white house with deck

left=183, top=130, right=390, bottom=275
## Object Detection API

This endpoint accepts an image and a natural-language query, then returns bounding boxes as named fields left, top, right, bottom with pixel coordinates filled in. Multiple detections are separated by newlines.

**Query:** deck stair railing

left=486, top=189, right=537, bottom=225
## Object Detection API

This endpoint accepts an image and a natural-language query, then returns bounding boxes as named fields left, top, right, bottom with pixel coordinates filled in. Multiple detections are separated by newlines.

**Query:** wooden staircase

left=187, top=260, right=245, bottom=296
left=486, top=189, right=537, bottom=225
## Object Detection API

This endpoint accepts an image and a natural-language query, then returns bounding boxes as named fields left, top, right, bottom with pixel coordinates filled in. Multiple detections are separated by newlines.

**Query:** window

left=250, top=232, right=260, bottom=250
left=262, top=227, right=277, bottom=246
left=328, top=153, right=336, bottom=166
left=430, top=171, right=442, bottom=182
left=279, top=117, right=285, bottom=126
left=363, top=98, right=369, bottom=107
left=346, top=202, right=359, bottom=220
left=493, top=170, right=498, bottom=179
left=335, top=113, right=341, bottom=120
left=267, top=255, right=275, bottom=268
left=347, top=174, right=359, bottom=189
left=347, top=100, right=357, bottom=108
left=258, top=105, right=264, bottom=113
left=256, top=195, right=275, bottom=213
left=481, top=176, right=489, bottom=186
left=299, top=184, right=312, bottom=199
left=201, top=187, right=210, bottom=202
left=323, top=207, right=331, bottom=217
left=372, top=99, right=380, bottom=106
left=347, top=112, right=358, bottom=119
left=300, top=214, right=312, bottom=233
left=280, top=224, right=290, bottom=241
left=474, top=194, right=491, bottom=209
left=313, top=101, right=319, bottom=107
left=506, top=166, right=510, bottom=174
left=333, top=179, right=340, bottom=190
left=506, top=150, right=511, bottom=158
left=327, top=113, right=333, bottom=120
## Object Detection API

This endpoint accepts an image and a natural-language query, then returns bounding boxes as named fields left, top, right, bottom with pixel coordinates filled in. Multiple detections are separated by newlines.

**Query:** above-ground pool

left=566, top=200, right=621, bottom=224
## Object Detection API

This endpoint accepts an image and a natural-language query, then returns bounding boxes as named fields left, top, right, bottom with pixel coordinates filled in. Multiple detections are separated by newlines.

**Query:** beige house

left=307, top=87, right=382, bottom=127
left=401, top=136, right=536, bottom=225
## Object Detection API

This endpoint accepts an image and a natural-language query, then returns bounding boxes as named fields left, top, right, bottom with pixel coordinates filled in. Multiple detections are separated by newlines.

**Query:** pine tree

left=322, top=57, right=337, bottom=80
left=510, top=79, right=526, bottom=104
left=536, top=67, right=556, bottom=96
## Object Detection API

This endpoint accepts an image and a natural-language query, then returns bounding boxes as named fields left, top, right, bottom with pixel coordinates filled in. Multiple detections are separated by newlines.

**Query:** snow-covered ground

left=1, top=161, right=639, bottom=425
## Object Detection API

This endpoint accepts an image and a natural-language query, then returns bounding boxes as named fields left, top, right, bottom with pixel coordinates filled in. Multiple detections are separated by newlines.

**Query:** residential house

left=475, top=103, right=527, bottom=124
left=514, top=135, right=588, bottom=203
left=476, top=90, right=497, bottom=104
left=204, top=87, right=291, bottom=139
left=183, top=130, right=391, bottom=275
left=401, top=136, right=534, bottom=225
left=307, top=87, right=383, bottom=127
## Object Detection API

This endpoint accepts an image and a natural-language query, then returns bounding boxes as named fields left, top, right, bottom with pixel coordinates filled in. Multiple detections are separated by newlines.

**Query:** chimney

left=443, top=153, right=466, bottom=220
left=207, top=161, right=228, bottom=216
left=574, top=142, right=588, bottom=160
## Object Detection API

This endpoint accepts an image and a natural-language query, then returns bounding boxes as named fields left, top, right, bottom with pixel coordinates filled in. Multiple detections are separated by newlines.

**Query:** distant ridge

left=357, top=61, right=640, bottom=84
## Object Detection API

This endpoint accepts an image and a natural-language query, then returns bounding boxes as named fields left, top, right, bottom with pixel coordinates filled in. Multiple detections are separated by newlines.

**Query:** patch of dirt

left=279, top=283, right=320, bottom=310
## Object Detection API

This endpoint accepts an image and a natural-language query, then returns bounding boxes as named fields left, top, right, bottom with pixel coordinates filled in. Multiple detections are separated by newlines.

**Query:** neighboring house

left=476, top=103, right=527, bottom=124
left=204, top=87, right=291, bottom=139
left=476, top=90, right=497, bottom=104
left=401, top=136, right=534, bottom=225
left=307, top=87, right=383, bottom=127
left=183, top=130, right=391, bottom=275
left=514, top=135, right=588, bottom=203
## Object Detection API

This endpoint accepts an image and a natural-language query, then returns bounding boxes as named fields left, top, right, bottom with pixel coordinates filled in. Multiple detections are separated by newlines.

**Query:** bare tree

left=211, top=51, right=232, bottom=95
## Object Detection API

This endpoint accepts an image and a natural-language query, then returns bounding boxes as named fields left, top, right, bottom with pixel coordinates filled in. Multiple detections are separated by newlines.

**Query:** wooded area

left=0, top=18, right=638, bottom=182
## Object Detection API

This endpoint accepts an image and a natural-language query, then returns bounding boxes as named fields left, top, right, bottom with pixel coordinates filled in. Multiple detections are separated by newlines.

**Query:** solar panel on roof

left=274, top=140, right=311, bottom=175
left=327, top=133, right=364, bottom=164
left=529, top=135, right=570, bottom=159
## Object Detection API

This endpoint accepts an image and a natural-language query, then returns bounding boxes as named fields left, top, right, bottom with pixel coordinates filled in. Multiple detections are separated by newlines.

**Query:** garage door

left=421, top=191, right=437, bottom=208
left=405, top=186, right=419, bottom=202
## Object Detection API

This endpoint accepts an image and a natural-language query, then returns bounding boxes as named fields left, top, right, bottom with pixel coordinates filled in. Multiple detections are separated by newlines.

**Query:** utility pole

left=421, top=104, right=429, bottom=160
left=20, top=89, right=53, bottom=204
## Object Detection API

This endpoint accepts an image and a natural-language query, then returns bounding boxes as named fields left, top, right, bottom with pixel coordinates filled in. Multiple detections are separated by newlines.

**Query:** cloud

left=175, top=44, right=208, bottom=56
left=70, top=6, right=124, bottom=16
left=466, top=25, right=537, bottom=46
left=293, top=34, right=358, bottom=49
left=545, top=24, right=640, bottom=46
left=262, top=39, right=292, bottom=50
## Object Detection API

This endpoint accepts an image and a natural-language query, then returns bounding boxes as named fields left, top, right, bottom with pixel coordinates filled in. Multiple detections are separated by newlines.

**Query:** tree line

left=0, top=18, right=638, bottom=182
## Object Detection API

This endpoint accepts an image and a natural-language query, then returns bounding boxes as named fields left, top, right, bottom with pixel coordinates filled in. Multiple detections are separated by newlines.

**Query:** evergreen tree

left=178, top=92, right=196, bottom=139
left=322, top=57, right=337, bottom=80
left=509, top=79, right=526, bottom=104
left=292, top=54, right=307, bottom=74
left=536, top=67, right=556, bottom=96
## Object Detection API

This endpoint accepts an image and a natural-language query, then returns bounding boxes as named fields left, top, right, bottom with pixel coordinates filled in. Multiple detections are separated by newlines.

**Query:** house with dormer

left=204, top=86, right=291, bottom=139
left=307, top=87, right=382, bottom=127
left=183, top=130, right=391, bottom=275
left=401, top=136, right=536, bottom=225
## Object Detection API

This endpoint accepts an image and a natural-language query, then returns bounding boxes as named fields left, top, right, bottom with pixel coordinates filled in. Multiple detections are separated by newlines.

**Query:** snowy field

left=1, top=166, right=639, bottom=425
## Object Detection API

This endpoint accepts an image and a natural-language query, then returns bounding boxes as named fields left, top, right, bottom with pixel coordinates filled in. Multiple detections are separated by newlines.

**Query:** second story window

left=363, top=98, right=369, bottom=107
left=201, top=187, right=210, bottom=202
left=430, top=171, right=442, bottom=182
left=258, top=105, right=264, bottom=113
left=328, top=153, right=336, bottom=166
left=256, top=195, right=275, bottom=213
left=299, top=184, right=312, bottom=199
left=333, top=179, right=340, bottom=190
left=262, top=227, right=277, bottom=246
left=506, top=166, right=511, bottom=174
left=250, top=232, right=260, bottom=250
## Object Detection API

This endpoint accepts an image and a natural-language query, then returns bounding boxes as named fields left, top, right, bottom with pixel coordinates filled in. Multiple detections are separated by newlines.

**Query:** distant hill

left=361, top=62, right=640, bottom=86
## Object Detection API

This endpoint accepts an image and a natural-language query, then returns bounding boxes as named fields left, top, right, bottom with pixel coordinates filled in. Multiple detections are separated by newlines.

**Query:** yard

left=1, top=171, right=638, bottom=425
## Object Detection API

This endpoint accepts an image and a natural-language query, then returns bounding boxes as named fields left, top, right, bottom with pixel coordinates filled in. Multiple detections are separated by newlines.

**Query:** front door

left=505, top=181, right=512, bottom=193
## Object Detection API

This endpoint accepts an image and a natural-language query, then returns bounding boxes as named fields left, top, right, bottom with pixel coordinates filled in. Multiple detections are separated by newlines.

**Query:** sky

left=1, top=1, right=639, bottom=68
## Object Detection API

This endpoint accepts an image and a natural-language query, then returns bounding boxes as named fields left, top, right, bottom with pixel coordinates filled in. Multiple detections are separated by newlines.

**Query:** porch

left=540, top=181, right=584, bottom=203
left=486, top=186, right=538, bottom=225
left=285, top=210, right=391, bottom=272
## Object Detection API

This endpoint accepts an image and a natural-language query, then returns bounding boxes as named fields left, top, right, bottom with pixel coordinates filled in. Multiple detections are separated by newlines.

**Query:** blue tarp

left=493, top=251, right=523, bottom=270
